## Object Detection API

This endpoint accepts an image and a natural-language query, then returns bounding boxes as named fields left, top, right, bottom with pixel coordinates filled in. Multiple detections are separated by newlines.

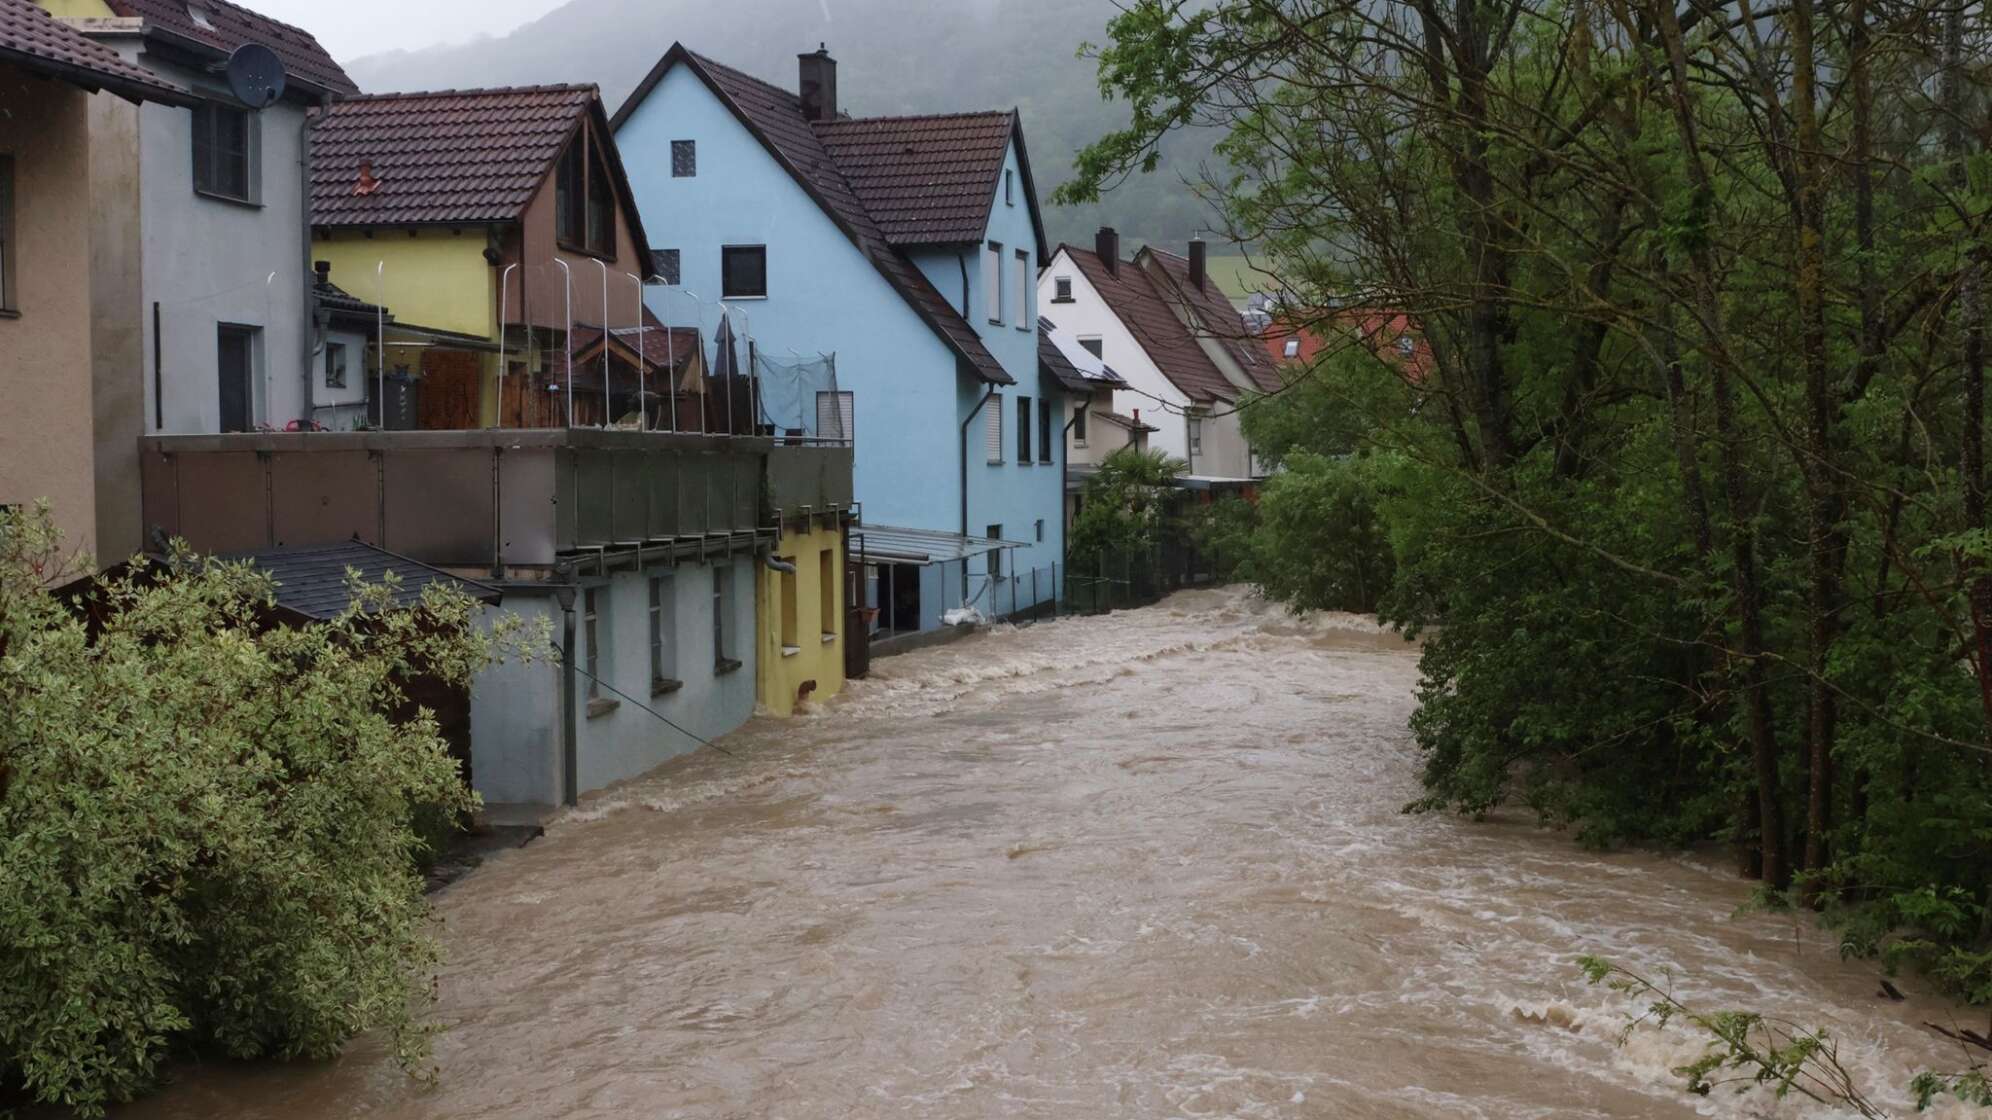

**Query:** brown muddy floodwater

left=123, top=588, right=1985, bottom=1119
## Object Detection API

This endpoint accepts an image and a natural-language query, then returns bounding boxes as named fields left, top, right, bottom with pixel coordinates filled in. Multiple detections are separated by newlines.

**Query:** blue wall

left=617, top=62, right=1063, bottom=625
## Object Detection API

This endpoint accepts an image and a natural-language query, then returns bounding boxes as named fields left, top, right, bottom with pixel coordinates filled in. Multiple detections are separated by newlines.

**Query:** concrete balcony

left=139, top=428, right=796, bottom=572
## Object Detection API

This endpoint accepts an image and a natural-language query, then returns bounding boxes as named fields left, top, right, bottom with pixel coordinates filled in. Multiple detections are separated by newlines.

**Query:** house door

left=217, top=325, right=255, bottom=432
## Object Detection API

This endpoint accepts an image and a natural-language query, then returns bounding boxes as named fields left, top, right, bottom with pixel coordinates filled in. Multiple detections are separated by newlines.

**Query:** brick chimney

left=1096, top=226, right=1120, bottom=277
left=1188, top=237, right=1207, bottom=292
left=798, top=44, right=837, bottom=122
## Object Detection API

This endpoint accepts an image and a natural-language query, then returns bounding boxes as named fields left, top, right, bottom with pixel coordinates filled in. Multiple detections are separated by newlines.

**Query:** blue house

left=612, top=44, right=1069, bottom=633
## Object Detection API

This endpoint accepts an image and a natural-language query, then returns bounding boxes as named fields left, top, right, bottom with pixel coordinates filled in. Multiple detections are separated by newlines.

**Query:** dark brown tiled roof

left=1061, top=245, right=1237, bottom=403
left=105, top=0, right=354, bottom=95
left=1145, top=249, right=1284, bottom=394
left=0, top=0, right=189, bottom=103
left=613, top=45, right=1015, bottom=386
left=814, top=112, right=1013, bottom=246
left=236, top=541, right=499, bottom=621
left=310, top=85, right=595, bottom=227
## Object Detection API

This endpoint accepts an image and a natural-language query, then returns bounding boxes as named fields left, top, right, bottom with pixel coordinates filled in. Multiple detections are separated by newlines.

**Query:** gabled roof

left=0, top=0, right=191, bottom=104
left=1144, top=249, right=1283, bottom=393
left=1059, top=244, right=1237, bottom=404
left=235, top=540, right=500, bottom=621
left=571, top=308, right=702, bottom=375
left=103, top=0, right=354, bottom=95
left=611, top=44, right=1017, bottom=386
left=815, top=111, right=1048, bottom=257
left=310, top=85, right=651, bottom=260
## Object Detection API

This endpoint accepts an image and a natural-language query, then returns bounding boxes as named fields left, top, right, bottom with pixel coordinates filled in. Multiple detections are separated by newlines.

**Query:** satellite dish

left=224, top=43, right=286, bottom=109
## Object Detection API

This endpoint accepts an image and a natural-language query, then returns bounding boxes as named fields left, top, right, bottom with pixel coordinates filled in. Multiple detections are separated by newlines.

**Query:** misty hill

left=344, top=0, right=1224, bottom=249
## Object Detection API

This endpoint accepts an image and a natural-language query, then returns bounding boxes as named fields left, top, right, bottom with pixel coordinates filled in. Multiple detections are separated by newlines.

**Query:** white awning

left=848, top=524, right=1031, bottom=566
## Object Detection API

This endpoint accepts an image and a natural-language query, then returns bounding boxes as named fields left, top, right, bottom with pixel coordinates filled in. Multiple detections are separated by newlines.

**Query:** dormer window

left=186, top=3, right=216, bottom=30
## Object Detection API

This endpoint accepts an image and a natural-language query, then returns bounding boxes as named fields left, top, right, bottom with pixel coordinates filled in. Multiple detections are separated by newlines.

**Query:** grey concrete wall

left=468, top=554, right=761, bottom=807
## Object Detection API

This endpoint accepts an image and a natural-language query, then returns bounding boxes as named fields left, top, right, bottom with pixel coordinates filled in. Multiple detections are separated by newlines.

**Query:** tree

left=1062, top=0, right=1992, bottom=998
left=0, top=505, right=528, bottom=1115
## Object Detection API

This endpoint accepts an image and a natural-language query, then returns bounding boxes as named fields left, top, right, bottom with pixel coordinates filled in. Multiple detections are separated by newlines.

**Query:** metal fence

left=1064, top=526, right=1230, bottom=616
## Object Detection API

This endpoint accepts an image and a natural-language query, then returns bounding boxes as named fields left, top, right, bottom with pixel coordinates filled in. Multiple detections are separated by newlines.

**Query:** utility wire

left=549, top=643, right=742, bottom=760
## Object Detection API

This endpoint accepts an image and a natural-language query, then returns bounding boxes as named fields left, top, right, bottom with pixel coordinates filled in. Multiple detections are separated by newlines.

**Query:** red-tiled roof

left=814, top=112, right=1014, bottom=246
left=0, top=0, right=189, bottom=103
left=612, top=45, right=1017, bottom=386
left=1265, top=308, right=1434, bottom=382
left=1144, top=249, right=1283, bottom=393
left=105, top=0, right=353, bottom=95
left=310, top=85, right=595, bottom=227
left=1061, top=244, right=1237, bottom=404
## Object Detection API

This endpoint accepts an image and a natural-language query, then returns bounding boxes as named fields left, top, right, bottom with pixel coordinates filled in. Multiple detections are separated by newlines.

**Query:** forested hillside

left=345, top=0, right=1222, bottom=249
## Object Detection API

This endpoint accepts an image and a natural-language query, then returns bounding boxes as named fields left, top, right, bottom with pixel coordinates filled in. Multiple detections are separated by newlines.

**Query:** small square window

left=1397, top=334, right=1416, bottom=356
left=651, top=248, right=680, bottom=285
left=722, top=245, right=766, bottom=298
left=1053, top=276, right=1073, bottom=303
left=1078, top=337, right=1102, bottom=359
left=672, top=140, right=696, bottom=178
left=1283, top=338, right=1300, bottom=358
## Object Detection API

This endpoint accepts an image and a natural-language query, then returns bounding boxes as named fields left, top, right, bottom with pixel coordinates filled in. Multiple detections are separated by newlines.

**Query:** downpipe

left=556, top=582, right=579, bottom=807
left=960, top=384, right=998, bottom=616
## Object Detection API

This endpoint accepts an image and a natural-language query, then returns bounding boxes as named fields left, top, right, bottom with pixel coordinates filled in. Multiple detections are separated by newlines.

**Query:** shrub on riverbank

left=0, top=507, right=498, bottom=1116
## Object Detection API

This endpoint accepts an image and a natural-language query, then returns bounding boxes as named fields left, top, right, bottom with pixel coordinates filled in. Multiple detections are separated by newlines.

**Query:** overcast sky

left=250, top=0, right=569, bottom=64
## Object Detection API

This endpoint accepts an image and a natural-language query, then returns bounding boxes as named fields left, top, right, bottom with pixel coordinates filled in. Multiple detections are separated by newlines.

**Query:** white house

left=1039, top=229, right=1281, bottom=480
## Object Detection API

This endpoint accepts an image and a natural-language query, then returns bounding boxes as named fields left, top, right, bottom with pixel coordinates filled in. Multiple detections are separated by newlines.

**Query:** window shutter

left=986, top=398, right=1002, bottom=462
left=815, top=390, right=853, bottom=444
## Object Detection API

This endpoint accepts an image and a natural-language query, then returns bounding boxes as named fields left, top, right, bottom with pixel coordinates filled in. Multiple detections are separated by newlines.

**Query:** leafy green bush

left=0, top=506, right=503, bottom=1116
left=1248, top=452, right=1396, bottom=613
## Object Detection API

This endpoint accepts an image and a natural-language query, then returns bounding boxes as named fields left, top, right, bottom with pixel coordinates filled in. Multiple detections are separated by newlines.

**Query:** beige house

left=0, top=0, right=189, bottom=562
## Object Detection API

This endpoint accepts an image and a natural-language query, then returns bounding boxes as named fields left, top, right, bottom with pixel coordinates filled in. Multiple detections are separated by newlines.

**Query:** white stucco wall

left=96, top=36, right=315, bottom=434
left=1039, top=249, right=1190, bottom=462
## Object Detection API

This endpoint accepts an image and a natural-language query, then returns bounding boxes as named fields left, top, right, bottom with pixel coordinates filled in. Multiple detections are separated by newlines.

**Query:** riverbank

left=117, top=589, right=1982, bottom=1119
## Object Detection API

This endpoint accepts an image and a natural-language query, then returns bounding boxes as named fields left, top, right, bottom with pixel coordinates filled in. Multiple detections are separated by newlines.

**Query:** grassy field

left=1202, top=255, right=1276, bottom=301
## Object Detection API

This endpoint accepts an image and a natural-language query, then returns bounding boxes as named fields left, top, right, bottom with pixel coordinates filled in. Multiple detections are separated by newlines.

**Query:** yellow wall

left=39, top=0, right=115, bottom=17
left=756, top=523, right=846, bottom=716
left=312, top=229, right=497, bottom=340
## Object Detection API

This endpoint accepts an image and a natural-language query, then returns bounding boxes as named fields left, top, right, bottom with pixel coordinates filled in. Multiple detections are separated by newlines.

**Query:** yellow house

left=308, top=84, right=655, bottom=429
left=756, top=445, right=856, bottom=716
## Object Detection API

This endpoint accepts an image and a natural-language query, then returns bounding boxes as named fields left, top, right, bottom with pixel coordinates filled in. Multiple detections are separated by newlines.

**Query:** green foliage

left=1068, top=0, right=1992, bottom=1004
left=1247, top=452, right=1395, bottom=613
left=0, top=505, right=523, bottom=1116
left=1069, top=446, right=1188, bottom=571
